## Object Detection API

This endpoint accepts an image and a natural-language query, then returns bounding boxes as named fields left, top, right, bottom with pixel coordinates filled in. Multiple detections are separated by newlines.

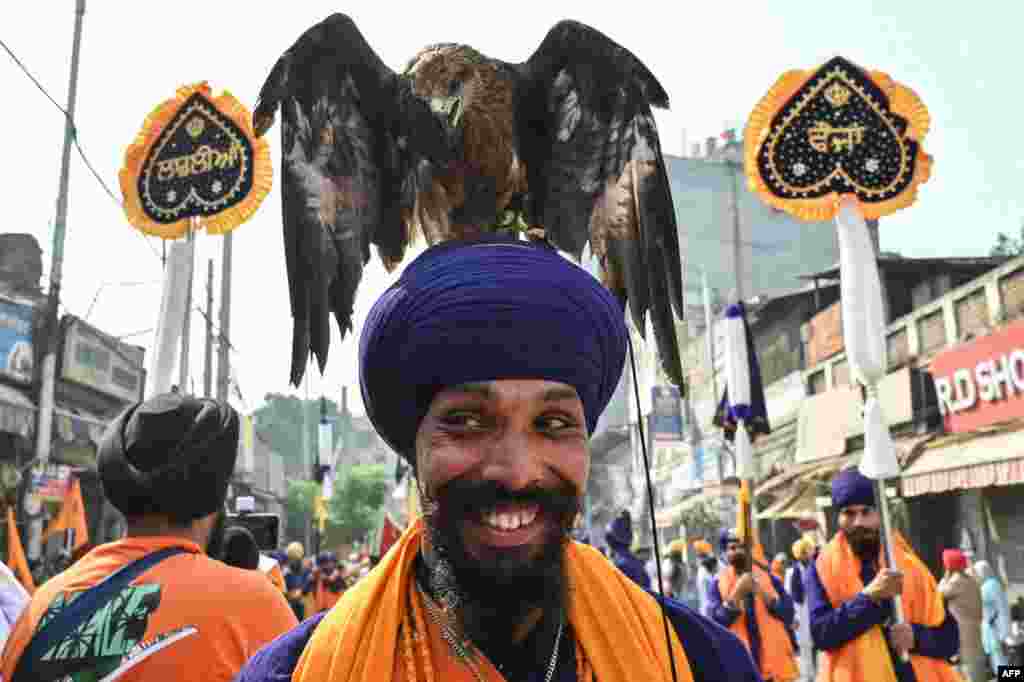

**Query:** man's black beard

left=844, top=527, right=881, bottom=560
left=205, top=509, right=227, bottom=558
left=421, top=477, right=580, bottom=648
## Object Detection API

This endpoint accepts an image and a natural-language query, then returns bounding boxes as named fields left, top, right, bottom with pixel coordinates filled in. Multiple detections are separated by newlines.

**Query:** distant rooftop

left=798, top=255, right=1010, bottom=281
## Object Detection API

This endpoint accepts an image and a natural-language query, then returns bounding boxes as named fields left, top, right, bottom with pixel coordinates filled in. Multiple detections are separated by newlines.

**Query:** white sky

left=3, top=2, right=1021, bottom=417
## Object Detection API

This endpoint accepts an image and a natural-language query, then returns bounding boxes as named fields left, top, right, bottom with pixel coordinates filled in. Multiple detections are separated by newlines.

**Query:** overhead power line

left=0, top=35, right=163, bottom=264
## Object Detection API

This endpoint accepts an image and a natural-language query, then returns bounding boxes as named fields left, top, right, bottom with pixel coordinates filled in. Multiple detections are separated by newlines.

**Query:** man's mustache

left=434, top=478, right=579, bottom=522
left=845, top=527, right=880, bottom=543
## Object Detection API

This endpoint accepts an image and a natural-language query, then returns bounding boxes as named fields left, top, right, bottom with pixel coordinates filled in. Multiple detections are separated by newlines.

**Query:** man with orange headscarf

left=234, top=238, right=762, bottom=682
left=805, top=467, right=960, bottom=682
left=709, top=528, right=800, bottom=682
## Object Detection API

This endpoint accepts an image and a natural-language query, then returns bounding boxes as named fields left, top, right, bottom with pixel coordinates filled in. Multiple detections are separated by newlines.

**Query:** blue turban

left=831, top=466, right=876, bottom=510
left=719, top=527, right=740, bottom=553
left=359, top=237, right=628, bottom=461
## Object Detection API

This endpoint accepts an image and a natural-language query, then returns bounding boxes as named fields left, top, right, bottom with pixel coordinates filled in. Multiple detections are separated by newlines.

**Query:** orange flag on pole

left=43, top=477, right=89, bottom=551
left=6, top=507, right=35, bottom=594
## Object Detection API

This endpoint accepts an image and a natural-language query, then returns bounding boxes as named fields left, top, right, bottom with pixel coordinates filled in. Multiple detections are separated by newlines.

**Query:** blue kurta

left=707, top=571, right=796, bottom=672
left=610, top=547, right=651, bottom=590
left=803, top=557, right=959, bottom=682
left=233, top=592, right=763, bottom=682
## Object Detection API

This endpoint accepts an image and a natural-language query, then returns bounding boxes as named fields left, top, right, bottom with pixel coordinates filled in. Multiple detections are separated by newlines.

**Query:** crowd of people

left=2, top=237, right=1024, bottom=681
left=270, top=541, right=376, bottom=622
left=617, top=467, right=1024, bottom=682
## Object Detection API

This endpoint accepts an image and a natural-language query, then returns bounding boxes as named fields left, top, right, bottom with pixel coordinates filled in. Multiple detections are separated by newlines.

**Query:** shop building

left=1, top=233, right=146, bottom=568
left=903, top=312, right=1024, bottom=598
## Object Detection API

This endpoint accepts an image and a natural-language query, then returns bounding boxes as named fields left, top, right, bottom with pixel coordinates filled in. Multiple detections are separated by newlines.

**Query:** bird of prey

left=254, top=13, right=686, bottom=390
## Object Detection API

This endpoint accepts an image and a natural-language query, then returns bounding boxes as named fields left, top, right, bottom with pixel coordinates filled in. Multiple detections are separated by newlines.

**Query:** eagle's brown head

left=403, top=44, right=505, bottom=137
left=402, top=43, right=520, bottom=204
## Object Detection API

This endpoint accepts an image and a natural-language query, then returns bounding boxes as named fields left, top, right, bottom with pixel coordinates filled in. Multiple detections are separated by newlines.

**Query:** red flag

left=377, top=514, right=403, bottom=558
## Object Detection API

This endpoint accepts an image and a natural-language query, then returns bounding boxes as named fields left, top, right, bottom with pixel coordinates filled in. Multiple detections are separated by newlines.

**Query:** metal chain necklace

left=416, top=583, right=563, bottom=682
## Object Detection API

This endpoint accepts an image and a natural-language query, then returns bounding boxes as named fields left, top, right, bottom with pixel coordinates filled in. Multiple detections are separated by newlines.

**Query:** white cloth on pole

left=146, top=237, right=195, bottom=397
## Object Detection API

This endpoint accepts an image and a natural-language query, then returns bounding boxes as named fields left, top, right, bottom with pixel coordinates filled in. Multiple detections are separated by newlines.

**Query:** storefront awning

left=0, top=384, right=35, bottom=440
left=758, top=483, right=823, bottom=520
left=902, top=422, right=1024, bottom=497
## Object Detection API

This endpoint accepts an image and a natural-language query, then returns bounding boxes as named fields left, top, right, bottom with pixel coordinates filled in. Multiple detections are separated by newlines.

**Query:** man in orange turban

left=806, top=467, right=961, bottom=682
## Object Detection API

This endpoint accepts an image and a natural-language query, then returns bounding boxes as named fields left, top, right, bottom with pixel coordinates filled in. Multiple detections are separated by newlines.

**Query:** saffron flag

left=43, top=478, right=89, bottom=551
left=5, top=508, right=34, bottom=594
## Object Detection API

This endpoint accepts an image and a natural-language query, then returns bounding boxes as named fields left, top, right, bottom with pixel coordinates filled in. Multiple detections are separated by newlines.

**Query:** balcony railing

left=805, top=256, right=1024, bottom=392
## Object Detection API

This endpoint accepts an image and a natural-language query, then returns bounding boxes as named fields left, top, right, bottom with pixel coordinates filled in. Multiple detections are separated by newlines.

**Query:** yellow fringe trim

left=743, top=60, right=932, bottom=222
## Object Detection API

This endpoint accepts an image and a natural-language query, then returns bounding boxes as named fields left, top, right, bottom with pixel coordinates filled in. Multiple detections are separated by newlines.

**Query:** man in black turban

left=0, top=393, right=298, bottom=682
left=238, top=237, right=762, bottom=682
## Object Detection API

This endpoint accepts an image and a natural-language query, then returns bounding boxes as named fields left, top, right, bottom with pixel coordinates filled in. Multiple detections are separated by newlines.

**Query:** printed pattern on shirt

left=31, top=582, right=198, bottom=681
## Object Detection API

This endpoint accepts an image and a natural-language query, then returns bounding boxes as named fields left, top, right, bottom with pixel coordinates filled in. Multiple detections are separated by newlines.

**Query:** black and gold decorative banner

left=744, top=56, right=932, bottom=222
left=120, top=82, right=271, bottom=239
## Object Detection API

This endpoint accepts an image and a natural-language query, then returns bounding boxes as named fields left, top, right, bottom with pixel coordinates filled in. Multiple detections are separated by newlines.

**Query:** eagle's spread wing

left=518, top=21, right=686, bottom=387
left=254, top=14, right=451, bottom=387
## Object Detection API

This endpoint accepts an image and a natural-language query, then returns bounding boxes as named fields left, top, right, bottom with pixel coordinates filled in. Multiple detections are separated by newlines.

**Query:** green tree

left=990, top=221, right=1024, bottom=256
left=677, top=500, right=720, bottom=546
left=253, top=394, right=351, bottom=474
left=285, top=479, right=320, bottom=545
left=323, top=464, right=389, bottom=547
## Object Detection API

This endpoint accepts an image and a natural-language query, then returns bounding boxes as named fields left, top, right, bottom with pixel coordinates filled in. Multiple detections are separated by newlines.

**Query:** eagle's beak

left=429, top=96, right=463, bottom=130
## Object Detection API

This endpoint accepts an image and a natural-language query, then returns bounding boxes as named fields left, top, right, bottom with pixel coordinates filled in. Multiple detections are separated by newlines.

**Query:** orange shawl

left=815, top=531, right=963, bottom=682
left=718, top=566, right=799, bottom=682
left=292, top=517, right=695, bottom=682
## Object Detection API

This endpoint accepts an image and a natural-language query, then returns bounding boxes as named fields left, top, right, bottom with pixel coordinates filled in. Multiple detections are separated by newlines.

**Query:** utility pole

left=35, top=0, right=87, bottom=475
left=216, top=233, right=233, bottom=402
left=302, top=373, right=311, bottom=551
left=178, top=223, right=195, bottom=394
left=203, top=259, right=214, bottom=397
left=336, top=386, right=348, bottom=489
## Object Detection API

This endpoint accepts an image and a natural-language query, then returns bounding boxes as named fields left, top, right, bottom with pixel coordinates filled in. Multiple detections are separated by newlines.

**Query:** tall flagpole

left=216, top=233, right=233, bottom=402
left=723, top=142, right=760, bottom=571
left=178, top=221, right=196, bottom=393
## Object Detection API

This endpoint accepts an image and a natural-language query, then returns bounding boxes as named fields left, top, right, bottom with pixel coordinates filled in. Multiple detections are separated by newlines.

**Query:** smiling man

left=235, top=236, right=761, bottom=682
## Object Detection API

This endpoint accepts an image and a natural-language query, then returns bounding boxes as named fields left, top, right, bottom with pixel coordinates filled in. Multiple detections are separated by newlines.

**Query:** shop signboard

left=650, top=386, right=684, bottom=440
left=0, top=297, right=34, bottom=385
left=61, top=317, right=146, bottom=404
left=805, top=301, right=844, bottom=368
left=30, top=462, right=72, bottom=503
left=929, top=319, right=1024, bottom=433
